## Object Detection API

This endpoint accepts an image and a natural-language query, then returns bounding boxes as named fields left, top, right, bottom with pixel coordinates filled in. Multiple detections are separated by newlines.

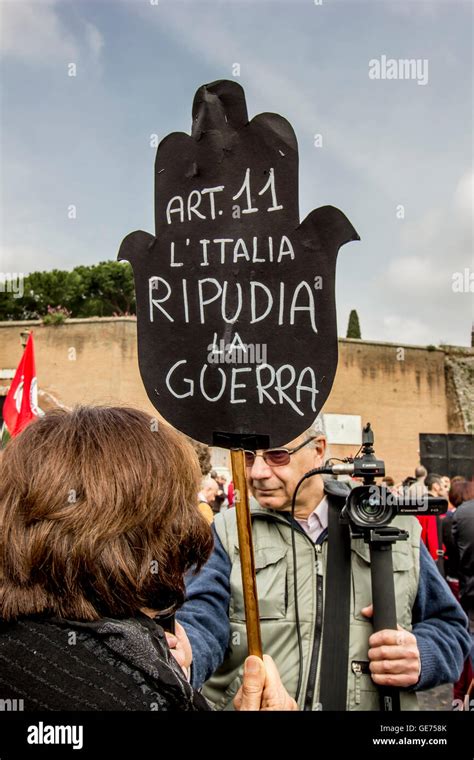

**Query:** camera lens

left=347, top=486, right=394, bottom=527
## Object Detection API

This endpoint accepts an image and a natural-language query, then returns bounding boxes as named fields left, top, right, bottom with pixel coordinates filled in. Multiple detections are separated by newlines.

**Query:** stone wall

left=444, top=349, right=474, bottom=435
left=328, top=340, right=449, bottom=482
left=0, top=318, right=156, bottom=416
left=1, top=319, right=471, bottom=482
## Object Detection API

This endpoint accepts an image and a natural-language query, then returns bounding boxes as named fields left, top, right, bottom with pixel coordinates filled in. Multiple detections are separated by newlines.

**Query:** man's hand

left=165, top=621, right=192, bottom=677
left=233, top=654, right=298, bottom=711
left=362, top=604, right=421, bottom=687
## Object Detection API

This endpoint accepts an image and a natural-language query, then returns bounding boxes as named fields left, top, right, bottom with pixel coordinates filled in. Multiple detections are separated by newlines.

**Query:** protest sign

left=118, top=80, right=359, bottom=447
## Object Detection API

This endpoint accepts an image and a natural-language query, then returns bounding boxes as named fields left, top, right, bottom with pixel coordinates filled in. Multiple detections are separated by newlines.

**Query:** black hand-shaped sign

left=118, top=80, right=359, bottom=447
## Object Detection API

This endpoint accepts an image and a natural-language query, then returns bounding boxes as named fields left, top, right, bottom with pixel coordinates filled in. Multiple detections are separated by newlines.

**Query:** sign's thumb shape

left=298, top=205, right=360, bottom=256
left=118, top=230, right=156, bottom=268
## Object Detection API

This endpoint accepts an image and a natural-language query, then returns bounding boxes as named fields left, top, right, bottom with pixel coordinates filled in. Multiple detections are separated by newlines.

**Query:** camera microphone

left=328, top=463, right=355, bottom=475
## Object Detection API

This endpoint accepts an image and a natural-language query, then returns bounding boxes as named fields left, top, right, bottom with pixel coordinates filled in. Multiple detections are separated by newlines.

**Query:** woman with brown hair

left=0, top=406, right=295, bottom=711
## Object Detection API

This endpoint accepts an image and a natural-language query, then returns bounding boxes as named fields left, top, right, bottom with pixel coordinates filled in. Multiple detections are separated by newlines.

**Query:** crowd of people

left=198, top=470, right=234, bottom=523
left=0, top=406, right=472, bottom=712
left=380, top=466, right=474, bottom=703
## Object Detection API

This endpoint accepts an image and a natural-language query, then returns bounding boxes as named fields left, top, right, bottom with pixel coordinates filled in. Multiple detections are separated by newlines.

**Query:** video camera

left=316, top=423, right=447, bottom=533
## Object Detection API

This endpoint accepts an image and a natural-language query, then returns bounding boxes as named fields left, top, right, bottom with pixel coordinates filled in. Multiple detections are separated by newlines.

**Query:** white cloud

left=384, top=255, right=446, bottom=294
left=0, top=243, right=61, bottom=275
left=85, top=21, right=104, bottom=62
left=0, top=0, right=77, bottom=62
left=381, top=315, right=434, bottom=345
left=0, top=0, right=104, bottom=66
left=383, top=0, right=440, bottom=18
left=399, top=209, right=441, bottom=253
left=368, top=172, right=473, bottom=345
left=396, top=171, right=472, bottom=273
left=454, top=170, right=474, bottom=216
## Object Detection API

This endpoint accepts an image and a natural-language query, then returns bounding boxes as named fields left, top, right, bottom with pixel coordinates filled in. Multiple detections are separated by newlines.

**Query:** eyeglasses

left=244, top=436, right=317, bottom=468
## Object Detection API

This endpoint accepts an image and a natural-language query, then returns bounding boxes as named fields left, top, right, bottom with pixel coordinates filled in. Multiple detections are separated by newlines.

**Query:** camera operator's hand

left=362, top=605, right=421, bottom=687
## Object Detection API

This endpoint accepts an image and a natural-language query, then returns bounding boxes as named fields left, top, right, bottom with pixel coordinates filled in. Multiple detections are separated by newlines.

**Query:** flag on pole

left=3, top=333, right=40, bottom=437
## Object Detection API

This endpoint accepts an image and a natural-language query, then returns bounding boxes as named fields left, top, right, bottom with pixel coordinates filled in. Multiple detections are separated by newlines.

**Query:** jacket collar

left=248, top=479, right=350, bottom=523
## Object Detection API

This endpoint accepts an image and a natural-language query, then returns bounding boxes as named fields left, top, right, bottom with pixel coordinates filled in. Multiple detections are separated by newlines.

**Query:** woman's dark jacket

left=0, top=612, right=211, bottom=711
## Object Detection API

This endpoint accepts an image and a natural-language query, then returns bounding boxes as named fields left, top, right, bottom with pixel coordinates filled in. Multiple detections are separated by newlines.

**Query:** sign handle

left=230, top=448, right=263, bottom=658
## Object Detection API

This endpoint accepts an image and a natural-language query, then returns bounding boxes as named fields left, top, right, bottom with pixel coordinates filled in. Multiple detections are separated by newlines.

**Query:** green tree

left=0, top=261, right=136, bottom=321
left=0, top=290, right=22, bottom=321
left=72, top=261, right=136, bottom=317
left=346, top=309, right=361, bottom=339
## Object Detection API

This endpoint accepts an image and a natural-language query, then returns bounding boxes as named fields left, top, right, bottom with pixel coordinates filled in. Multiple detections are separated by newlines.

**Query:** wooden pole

left=230, top=448, right=263, bottom=658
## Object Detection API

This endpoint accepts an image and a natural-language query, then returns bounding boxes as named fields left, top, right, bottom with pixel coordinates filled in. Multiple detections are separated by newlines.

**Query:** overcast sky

left=0, top=0, right=472, bottom=346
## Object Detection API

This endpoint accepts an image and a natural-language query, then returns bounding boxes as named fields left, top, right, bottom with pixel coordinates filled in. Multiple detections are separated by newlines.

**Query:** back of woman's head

left=460, top=479, right=474, bottom=503
left=0, top=406, right=213, bottom=621
left=449, top=479, right=466, bottom=508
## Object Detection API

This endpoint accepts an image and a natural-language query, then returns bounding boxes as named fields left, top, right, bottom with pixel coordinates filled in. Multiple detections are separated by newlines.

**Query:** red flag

left=3, top=333, right=40, bottom=437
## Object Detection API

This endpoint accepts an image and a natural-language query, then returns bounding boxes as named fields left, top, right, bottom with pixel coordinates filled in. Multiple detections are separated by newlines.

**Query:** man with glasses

left=177, top=418, right=470, bottom=710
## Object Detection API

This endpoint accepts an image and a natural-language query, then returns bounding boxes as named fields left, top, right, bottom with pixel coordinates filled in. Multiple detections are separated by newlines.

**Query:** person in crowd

left=443, top=480, right=467, bottom=592
left=441, top=478, right=473, bottom=704
left=446, top=477, right=466, bottom=512
left=177, top=417, right=471, bottom=711
left=227, top=480, right=235, bottom=508
left=0, top=406, right=295, bottom=711
left=441, top=475, right=451, bottom=495
left=416, top=472, right=448, bottom=573
left=400, top=476, right=416, bottom=492
left=210, top=471, right=227, bottom=513
left=452, top=479, right=474, bottom=670
left=382, top=475, right=395, bottom=491
left=406, top=466, right=428, bottom=499
left=198, top=476, right=219, bottom=524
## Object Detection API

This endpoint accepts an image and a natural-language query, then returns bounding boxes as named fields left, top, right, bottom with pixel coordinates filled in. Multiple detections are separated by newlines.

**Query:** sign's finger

left=192, top=80, right=248, bottom=139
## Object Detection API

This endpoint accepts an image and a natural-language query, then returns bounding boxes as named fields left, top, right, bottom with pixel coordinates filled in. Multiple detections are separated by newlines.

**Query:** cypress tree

left=346, top=309, right=361, bottom=339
